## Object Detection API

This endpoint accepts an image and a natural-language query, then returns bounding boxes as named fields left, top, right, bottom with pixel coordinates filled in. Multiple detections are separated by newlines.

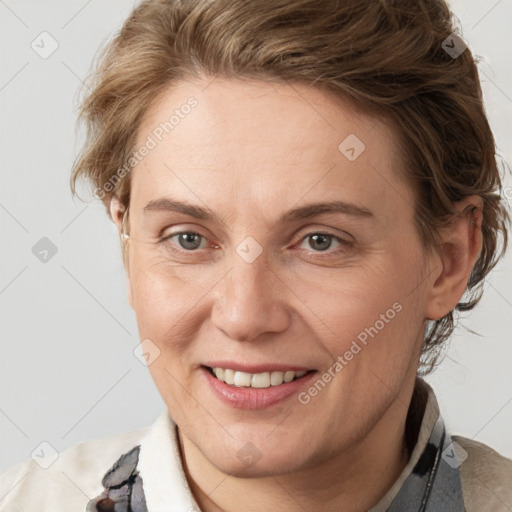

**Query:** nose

left=210, top=251, right=290, bottom=342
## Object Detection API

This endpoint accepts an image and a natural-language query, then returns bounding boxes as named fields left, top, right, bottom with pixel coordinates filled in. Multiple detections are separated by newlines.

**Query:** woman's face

left=123, top=77, right=436, bottom=476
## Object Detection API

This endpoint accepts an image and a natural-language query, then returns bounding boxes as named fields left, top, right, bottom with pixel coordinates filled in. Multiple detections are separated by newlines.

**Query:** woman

left=1, top=0, right=510, bottom=510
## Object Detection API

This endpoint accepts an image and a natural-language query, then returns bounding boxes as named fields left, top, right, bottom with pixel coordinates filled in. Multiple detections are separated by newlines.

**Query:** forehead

left=129, top=77, right=412, bottom=224
left=137, top=77, right=390, bottom=157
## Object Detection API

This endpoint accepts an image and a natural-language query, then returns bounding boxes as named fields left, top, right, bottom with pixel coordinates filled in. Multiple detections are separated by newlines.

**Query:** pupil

left=180, top=233, right=201, bottom=250
left=310, top=234, right=331, bottom=251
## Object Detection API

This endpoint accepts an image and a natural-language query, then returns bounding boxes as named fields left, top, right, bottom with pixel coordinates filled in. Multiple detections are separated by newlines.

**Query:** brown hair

left=70, top=0, right=509, bottom=374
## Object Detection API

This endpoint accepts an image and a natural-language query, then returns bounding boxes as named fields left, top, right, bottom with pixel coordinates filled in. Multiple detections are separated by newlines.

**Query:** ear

left=109, top=196, right=134, bottom=309
left=425, top=195, right=483, bottom=321
left=110, top=195, right=125, bottom=231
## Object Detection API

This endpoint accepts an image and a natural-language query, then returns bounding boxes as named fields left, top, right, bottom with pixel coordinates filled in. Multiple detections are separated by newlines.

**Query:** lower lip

left=201, top=367, right=317, bottom=410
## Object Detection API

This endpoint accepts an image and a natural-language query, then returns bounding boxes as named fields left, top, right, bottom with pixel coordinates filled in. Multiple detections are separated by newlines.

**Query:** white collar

left=137, top=409, right=201, bottom=511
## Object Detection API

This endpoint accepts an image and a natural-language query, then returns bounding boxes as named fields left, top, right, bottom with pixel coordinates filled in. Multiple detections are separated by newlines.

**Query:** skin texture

left=110, top=76, right=483, bottom=512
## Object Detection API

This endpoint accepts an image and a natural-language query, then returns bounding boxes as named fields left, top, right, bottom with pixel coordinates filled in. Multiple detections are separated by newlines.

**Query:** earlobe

left=425, top=196, right=483, bottom=321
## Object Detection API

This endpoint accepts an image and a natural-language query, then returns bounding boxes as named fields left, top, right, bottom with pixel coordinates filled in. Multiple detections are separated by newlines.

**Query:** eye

left=159, top=229, right=351, bottom=255
left=299, top=232, right=349, bottom=253
left=163, top=231, right=208, bottom=251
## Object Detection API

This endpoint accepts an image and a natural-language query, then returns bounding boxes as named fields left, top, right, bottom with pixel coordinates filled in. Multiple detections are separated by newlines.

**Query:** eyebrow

left=143, top=197, right=374, bottom=224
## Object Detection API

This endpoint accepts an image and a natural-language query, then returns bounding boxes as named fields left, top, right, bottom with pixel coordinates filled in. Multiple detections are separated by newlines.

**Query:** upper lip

left=204, top=361, right=315, bottom=373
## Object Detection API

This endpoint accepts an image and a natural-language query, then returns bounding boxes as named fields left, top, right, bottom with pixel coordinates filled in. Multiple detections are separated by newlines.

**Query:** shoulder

left=0, top=426, right=149, bottom=511
left=452, top=435, right=512, bottom=512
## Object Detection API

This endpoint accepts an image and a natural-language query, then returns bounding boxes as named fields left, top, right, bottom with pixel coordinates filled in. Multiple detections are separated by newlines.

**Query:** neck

left=178, top=377, right=424, bottom=512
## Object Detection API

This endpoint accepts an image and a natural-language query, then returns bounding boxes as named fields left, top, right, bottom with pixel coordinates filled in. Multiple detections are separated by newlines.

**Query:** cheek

left=128, top=254, right=218, bottom=361
left=309, top=250, right=426, bottom=362
left=129, top=263, right=181, bottom=343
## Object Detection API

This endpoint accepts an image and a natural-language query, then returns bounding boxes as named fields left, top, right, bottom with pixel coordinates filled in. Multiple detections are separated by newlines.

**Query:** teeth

left=251, top=372, right=270, bottom=388
left=211, top=367, right=307, bottom=388
left=213, top=368, right=224, bottom=380
left=233, top=371, right=252, bottom=387
left=284, top=371, right=295, bottom=383
left=224, top=369, right=235, bottom=385
left=270, top=371, right=284, bottom=386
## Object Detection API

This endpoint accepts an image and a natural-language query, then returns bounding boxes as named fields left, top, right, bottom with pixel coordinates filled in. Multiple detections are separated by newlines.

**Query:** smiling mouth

left=206, top=366, right=315, bottom=389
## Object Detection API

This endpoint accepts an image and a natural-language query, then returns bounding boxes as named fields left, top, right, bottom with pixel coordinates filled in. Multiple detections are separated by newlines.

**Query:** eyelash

left=158, top=230, right=352, bottom=256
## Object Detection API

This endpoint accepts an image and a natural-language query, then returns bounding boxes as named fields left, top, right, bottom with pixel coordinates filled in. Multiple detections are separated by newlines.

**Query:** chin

left=190, top=425, right=315, bottom=478
left=212, top=447, right=308, bottom=478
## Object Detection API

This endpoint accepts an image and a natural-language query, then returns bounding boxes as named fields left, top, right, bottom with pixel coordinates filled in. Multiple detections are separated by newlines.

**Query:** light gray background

left=1, top=0, right=511, bottom=474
